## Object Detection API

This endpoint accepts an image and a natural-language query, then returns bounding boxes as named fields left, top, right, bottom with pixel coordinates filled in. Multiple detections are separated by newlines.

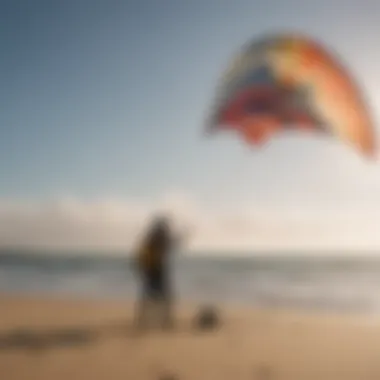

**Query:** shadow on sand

left=0, top=320, right=135, bottom=352
left=0, top=313, right=221, bottom=353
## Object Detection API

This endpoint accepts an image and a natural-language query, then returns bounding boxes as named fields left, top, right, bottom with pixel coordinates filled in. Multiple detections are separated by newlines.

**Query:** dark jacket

left=136, top=220, right=172, bottom=274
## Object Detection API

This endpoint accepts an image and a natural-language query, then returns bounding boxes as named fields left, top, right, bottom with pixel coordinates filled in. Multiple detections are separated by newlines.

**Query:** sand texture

left=1, top=296, right=380, bottom=380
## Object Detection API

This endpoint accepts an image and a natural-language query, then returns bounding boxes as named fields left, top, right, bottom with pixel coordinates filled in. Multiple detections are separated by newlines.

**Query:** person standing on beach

left=133, top=215, right=189, bottom=330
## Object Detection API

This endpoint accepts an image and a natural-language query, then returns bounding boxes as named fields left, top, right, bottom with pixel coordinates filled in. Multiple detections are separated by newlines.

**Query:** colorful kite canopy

left=206, top=33, right=376, bottom=157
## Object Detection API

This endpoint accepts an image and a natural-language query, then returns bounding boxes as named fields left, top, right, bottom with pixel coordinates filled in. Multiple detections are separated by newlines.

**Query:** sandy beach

left=0, top=296, right=380, bottom=380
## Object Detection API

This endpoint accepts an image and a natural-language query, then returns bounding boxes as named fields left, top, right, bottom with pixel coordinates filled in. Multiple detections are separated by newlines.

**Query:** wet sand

left=0, top=295, right=380, bottom=380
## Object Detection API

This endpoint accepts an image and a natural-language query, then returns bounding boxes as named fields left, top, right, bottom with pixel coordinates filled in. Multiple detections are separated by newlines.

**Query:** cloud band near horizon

left=0, top=192, right=379, bottom=254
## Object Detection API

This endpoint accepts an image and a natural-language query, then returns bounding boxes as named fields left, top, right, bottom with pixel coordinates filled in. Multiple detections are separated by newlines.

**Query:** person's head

left=148, top=214, right=170, bottom=235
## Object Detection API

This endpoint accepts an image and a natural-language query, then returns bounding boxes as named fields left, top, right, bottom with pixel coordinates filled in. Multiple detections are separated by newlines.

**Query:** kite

left=205, top=33, right=376, bottom=157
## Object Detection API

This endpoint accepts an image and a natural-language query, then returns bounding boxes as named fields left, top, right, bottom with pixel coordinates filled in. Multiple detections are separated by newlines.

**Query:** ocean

left=1, top=251, right=380, bottom=314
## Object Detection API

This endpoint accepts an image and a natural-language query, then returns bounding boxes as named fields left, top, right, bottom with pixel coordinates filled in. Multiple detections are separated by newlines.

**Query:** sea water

left=1, top=251, right=380, bottom=313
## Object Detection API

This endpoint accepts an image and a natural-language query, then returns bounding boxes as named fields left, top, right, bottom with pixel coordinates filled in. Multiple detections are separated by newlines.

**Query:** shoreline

left=0, top=292, right=377, bottom=320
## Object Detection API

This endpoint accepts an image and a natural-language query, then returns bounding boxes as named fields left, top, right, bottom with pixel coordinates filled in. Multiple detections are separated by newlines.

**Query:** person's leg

left=147, top=271, right=164, bottom=328
left=136, top=270, right=174, bottom=330
left=134, top=276, right=151, bottom=330
left=160, top=272, right=175, bottom=329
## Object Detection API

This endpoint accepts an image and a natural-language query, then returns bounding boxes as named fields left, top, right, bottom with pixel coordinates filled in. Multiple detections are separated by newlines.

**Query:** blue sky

left=1, top=0, right=380, bottom=251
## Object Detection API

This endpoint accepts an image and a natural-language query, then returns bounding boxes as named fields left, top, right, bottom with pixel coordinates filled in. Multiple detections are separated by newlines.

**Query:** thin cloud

left=0, top=192, right=379, bottom=254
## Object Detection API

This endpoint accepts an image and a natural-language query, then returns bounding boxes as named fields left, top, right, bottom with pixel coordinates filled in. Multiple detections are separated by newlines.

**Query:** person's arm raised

left=171, top=225, right=193, bottom=252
